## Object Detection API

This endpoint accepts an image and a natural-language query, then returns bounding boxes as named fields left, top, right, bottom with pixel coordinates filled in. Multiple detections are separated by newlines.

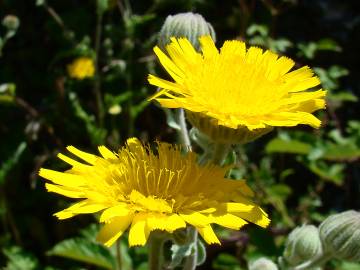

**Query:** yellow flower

left=39, top=138, right=269, bottom=247
left=67, top=57, right=95, bottom=80
left=148, top=36, right=326, bottom=131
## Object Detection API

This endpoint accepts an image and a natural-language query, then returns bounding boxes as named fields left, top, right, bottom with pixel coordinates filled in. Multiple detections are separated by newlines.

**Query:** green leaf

left=316, top=38, right=342, bottom=52
left=96, top=0, right=109, bottom=15
left=307, top=160, right=345, bottom=185
left=322, top=143, right=360, bottom=161
left=47, top=238, right=115, bottom=269
left=0, top=142, right=27, bottom=185
left=247, top=24, right=269, bottom=37
left=69, top=92, right=106, bottom=145
left=328, top=65, right=349, bottom=79
left=329, top=91, right=358, bottom=103
left=3, top=246, right=39, bottom=270
left=35, top=0, right=46, bottom=6
left=336, top=262, right=360, bottom=270
left=266, top=138, right=312, bottom=155
left=266, top=184, right=292, bottom=201
left=212, top=253, right=244, bottom=270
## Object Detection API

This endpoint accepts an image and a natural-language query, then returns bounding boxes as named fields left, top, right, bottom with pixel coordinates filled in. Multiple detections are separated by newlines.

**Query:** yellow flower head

left=67, top=57, right=95, bottom=80
left=39, top=138, right=269, bottom=247
left=148, top=36, right=326, bottom=131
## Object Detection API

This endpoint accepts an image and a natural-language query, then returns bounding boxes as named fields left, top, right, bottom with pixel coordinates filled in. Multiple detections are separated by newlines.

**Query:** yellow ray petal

left=235, top=206, right=270, bottom=228
left=57, top=153, right=91, bottom=169
left=289, top=99, right=326, bottom=113
left=146, top=213, right=186, bottom=233
left=223, top=202, right=254, bottom=213
left=199, top=35, right=218, bottom=59
left=147, top=75, right=182, bottom=94
left=128, top=213, right=150, bottom=247
left=197, top=225, right=220, bottom=244
left=210, top=213, right=248, bottom=230
left=54, top=201, right=108, bottom=219
left=153, top=46, right=184, bottom=82
left=180, top=211, right=210, bottom=227
left=97, top=214, right=134, bottom=247
left=220, top=40, right=246, bottom=59
left=265, top=111, right=322, bottom=128
left=45, top=183, right=84, bottom=198
left=98, top=146, right=117, bottom=159
left=66, top=146, right=98, bottom=165
left=99, top=204, right=132, bottom=223
left=39, top=168, right=86, bottom=187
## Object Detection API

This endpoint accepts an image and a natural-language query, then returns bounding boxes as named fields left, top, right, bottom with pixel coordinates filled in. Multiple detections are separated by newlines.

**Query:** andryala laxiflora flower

left=67, top=57, right=95, bottom=80
left=148, top=36, right=326, bottom=143
left=39, top=138, right=269, bottom=247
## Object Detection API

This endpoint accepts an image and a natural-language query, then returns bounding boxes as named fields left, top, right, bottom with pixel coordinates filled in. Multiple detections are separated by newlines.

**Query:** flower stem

left=183, top=227, right=198, bottom=270
left=177, top=109, right=197, bottom=270
left=115, top=239, right=122, bottom=270
left=290, top=252, right=332, bottom=270
left=177, top=109, right=192, bottom=150
left=148, top=234, right=164, bottom=270
left=212, top=143, right=231, bottom=166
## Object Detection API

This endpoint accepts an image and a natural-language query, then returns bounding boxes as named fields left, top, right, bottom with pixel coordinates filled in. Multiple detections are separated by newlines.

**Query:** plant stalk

left=177, top=109, right=192, bottom=150
left=115, top=239, right=122, bottom=270
left=182, top=227, right=198, bottom=270
left=211, top=143, right=231, bottom=165
left=290, top=252, right=332, bottom=270
left=148, top=234, right=164, bottom=270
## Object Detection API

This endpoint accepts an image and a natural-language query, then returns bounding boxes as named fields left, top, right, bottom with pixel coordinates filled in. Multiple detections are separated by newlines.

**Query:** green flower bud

left=249, top=258, right=278, bottom=270
left=319, top=210, right=360, bottom=262
left=158, top=12, right=216, bottom=51
left=283, top=225, right=323, bottom=266
left=2, top=15, right=20, bottom=31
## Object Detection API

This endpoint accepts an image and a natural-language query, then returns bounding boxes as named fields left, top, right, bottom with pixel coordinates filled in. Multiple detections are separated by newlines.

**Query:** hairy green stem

left=176, top=108, right=198, bottom=270
left=177, top=109, right=192, bottom=150
left=290, top=252, right=332, bottom=270
left=148, top=234, right=164, bottom=270
left=212, top=143, right=231, bottom=165
left=115, top=239, right=122, bottom=270
left=183, top=227, right=198, bottom=270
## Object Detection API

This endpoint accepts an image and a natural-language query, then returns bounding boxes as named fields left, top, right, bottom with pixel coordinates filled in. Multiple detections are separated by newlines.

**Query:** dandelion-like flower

left=39, top=138, right=269, bottom=247
left=67, top=57, right=95, bottom=80
left=148, top=36, right=326, bottom=142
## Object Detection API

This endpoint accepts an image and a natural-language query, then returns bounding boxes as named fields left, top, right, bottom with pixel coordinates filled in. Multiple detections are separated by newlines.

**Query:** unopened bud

left=283, top=225, right=323, bottom=266
left=249, top=258, right=278, bottom=270
left=319, top=210, right=360, bottom=262
left=2, top=15, right=20, bottom=31
left=158, top=12, right=215, bottom=51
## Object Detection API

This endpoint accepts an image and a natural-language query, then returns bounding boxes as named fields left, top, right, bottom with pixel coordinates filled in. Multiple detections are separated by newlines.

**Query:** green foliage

left=213, top=254, right=244, bottom=270
left=3, top=246, right=39, bottom=270
left=47, top=238, right=115, bottom=269
left=0, top=142, right=27, bottom=185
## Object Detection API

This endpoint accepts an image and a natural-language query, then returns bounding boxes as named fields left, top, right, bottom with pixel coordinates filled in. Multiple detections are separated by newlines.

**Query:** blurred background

left=0, top=0, right=359, bottom=269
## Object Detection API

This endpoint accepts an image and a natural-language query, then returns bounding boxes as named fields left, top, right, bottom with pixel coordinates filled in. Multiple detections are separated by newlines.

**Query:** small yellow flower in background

left=39, top=138, right=269, bottom=247
left=148, top=36, right=326, bottom=132
left=67, top=57, right=95, bottom=80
